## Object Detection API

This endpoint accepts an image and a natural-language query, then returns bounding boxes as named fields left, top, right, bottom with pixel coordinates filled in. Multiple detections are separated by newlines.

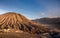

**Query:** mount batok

left=0, top=12, right=48, bottom=34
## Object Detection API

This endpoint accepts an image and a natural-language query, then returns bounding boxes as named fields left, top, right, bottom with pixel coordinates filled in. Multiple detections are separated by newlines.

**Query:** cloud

left=0, top=9, right=9, bottom=14
left=38, top=1, right=60, bottom=18
left=41, top=13, right=45, bottom=16
left=0, top=9, right=17, bottom=14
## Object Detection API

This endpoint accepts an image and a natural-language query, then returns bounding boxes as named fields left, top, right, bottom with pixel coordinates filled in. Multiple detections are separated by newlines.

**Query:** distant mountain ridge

left=32, top=17, right=60, bottom=29
left=32, top=17, right=60, bottom=24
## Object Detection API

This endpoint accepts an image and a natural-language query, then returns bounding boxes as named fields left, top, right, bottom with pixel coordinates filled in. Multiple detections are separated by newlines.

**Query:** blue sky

left=0, top=0, right=60, bottom=19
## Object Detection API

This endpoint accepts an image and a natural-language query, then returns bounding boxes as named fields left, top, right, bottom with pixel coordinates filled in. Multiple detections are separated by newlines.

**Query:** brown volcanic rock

left=0, top=12, right=48, bottom=34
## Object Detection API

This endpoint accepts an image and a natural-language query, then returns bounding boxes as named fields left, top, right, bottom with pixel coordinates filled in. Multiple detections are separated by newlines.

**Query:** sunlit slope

left=0, top=12, right=49, bottom=34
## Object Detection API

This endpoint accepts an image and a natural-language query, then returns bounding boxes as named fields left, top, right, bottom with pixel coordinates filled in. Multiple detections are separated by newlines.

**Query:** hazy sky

left=0, top=0, right=60, bottom=19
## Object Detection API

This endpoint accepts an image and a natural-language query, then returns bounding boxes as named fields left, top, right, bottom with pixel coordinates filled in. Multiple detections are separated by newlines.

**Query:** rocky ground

left=0, top=32, right=41, bottom=38
left=0, top=30, right=60, bottom=38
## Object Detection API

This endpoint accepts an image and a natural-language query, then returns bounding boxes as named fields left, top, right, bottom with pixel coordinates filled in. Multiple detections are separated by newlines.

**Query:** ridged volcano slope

left=0, top=12, right=49, bottom=34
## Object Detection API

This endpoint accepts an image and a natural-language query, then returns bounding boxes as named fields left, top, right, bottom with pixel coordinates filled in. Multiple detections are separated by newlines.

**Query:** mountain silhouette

left=0, top=12, right=48, bottom=34
left=32, top=18, right=60, bottom=29
left=32, top=18, right=60, bottom=24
